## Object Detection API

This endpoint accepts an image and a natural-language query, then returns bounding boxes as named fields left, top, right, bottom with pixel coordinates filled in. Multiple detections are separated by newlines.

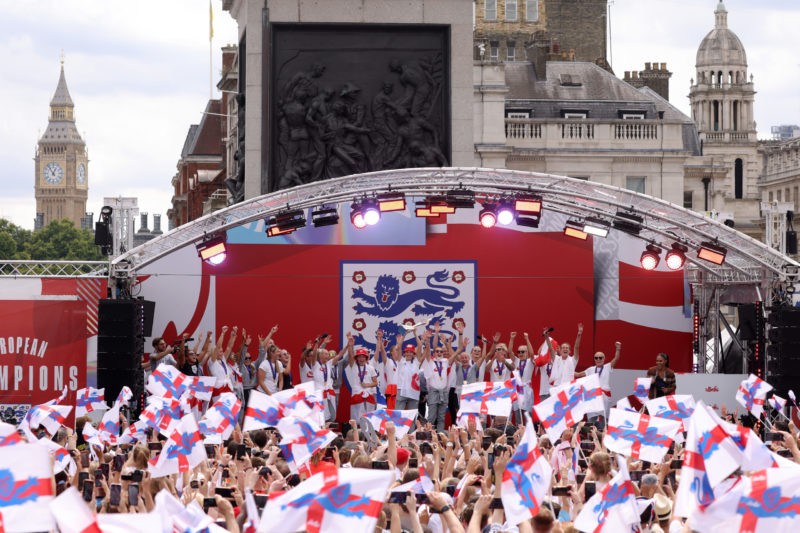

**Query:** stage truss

left=4, top=168, right=797, bottom=373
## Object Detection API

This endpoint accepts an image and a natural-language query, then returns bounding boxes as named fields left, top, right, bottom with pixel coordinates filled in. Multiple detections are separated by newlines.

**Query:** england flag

left=76, top=387, right=105, bottom=418
left=243, top=390, right=283, bottom=431
left=574, top=456, right=640, bottom=532
left=362, top=409, right=417, bottom=440
left=199, top=392, right=242, bottom=440
left=604, top=408, right=682, bottom=463
left=25, top=403, right=72, bottom=437
left=736, top=374, right=773, bottom=419
left=259, top=467, right=393, bottom=533
left=149, top=414, right=207, bottom=478
left=0, top=443, right=56, bottom=532
left=533, top=381, right=584, bottom=442
left=49, top=487, right=101, bottom=533
left=277, top=416, right=336, bottom=472
left=501, top=418, right=553, bottom=527
left=645, top=394, right=696, bottom=432
left=460, top=381, right=516, bottom=417
left=633, top=377, right=651, bottom=401
left=147, top=365, right=194, bottom=399
left=0, top=421, right=24, bottom=447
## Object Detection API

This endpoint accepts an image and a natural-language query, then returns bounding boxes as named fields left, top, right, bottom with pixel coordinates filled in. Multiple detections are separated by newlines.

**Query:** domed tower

left=687, top=1, right=760, bottom=235
left=34, top=56, right=88, bottom=229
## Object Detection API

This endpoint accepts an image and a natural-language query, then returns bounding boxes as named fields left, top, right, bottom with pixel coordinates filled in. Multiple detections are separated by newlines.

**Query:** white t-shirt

left=488, top=357, right=515, bottom=382
left=208, top=358, right=234, bottom=388
left=258, top=359, right=284, bottom=394
left=379, top=356, right=399, bottom=389
left=584, top=363, right=612, bottom=392
left=421, top=358, right=450, bottom=391
left=397, top=358, right=421, bottom=400
left=550, top=355, right=576, bottom=387
left=299, top=362, right=314, bottom=384
left=537, top=360, right=553, bottom=396
left=345, top=363, right=378, bottom=398
left=312, top=361, right=334, bottom=391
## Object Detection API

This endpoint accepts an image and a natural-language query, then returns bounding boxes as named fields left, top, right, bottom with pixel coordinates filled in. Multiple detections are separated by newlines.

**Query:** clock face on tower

left=43, top=162, right=64, bottom=185
left=77, top=163, right=86, bottom=185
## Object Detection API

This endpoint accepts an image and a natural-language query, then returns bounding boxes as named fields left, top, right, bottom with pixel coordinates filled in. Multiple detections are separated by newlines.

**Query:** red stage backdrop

left=0, top=299, right=86, bottom=410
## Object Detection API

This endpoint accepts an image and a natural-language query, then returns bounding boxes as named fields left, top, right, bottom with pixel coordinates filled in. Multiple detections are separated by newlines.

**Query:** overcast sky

left=0, top=0, right=798, bottom=230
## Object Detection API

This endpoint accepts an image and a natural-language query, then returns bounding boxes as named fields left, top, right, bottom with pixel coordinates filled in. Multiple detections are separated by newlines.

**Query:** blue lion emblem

left=0, top=469, right=46, bottom=507
left=352, top=270, right=464, bottom=318
left=690, top=473, right=714, bottom=507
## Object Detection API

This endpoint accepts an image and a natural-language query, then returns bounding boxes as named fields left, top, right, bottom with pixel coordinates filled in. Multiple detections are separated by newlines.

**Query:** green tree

left=0, top=218, right=32, bottom=259
left=25, top=219, right=104, bottom=261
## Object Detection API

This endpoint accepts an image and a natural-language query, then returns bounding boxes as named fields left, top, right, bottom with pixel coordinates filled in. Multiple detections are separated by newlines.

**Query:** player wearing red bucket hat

left=344, top=335, right=379, bottom=420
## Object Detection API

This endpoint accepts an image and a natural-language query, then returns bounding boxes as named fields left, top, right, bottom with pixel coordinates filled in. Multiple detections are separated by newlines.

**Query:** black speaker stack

left=766, top=306, right=800, bottom=396
left=97, top=299, right=153, bottom=417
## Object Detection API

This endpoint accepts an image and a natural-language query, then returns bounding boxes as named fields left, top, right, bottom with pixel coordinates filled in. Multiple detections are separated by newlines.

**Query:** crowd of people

left=12, top=322, right=800, bottom=533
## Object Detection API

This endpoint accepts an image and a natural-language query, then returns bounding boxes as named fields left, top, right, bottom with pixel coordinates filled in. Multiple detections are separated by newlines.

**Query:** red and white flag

left=501, top=418, right=553, bottom=527
left=98, top=512, right=163, bottom=532
left=551, top=373, right=605, bottom=415
left=259, top=467, right=392, bottom=533
left=634, top=377, right=651, bottom=401
left=37, top=437, right=77, bottom=476
left=142, top=396, right=183, bottom=435
left=533, top=381, right=584, bottom=441
left=98, top=403, right=121, bottom=445
left=81, top=421, right=105, bottom=453
left=76, top=387, right=106, bottom=418
left=149, top=414, right=207, bottom=478
left=455, top=411, right=484, bottom=431
left=189, top=376, right=217, bottom=402
left=49, top=486, right=101, bottom=533
left=768, top=394, right=787, bottom=413
left=395, top=465, right=435, bottom=494
left=243, top=390, right=283, bottom=431
left=277, top=416, right=336, bottom=472
left=460, top=381, right=516, bottom=417
left=115, top=386, right=133, bottom=407
left=147, top=365, right=194, bottom=398
left=0, top=443, right=56, bottom=532
left=723, top=421, right=779, bottom=471
left=674, top=401, right=742, bottom=518
left=119, top=418, right=149, bottom=446
left=275, top=382, right=325, bottom=427
left=153, top=488, right=223, bottom=533
left=690, top=468, right=800, bottom=533
left=604, top=408, right=682, bottom=463
left=574, top=456, right=640, bottom=532
left=362, top=409, right=417, bottom=440
left=198, top=392, right=242, bottom=440
left=645, top=394, right=696, bottom=432
left=43, top=385, right=69, bottom=406
left=736, top=374, right=773, bottom=419
left=25, top=403, right=72, bottom=437
left=0, top=421, right=24, bottom=447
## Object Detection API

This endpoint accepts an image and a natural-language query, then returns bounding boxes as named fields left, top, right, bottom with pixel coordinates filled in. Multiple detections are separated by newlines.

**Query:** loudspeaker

left=141, top=299, right=155, bottom=337
left=768, top=326, right=800, bottom=343
left=768, top=307, right=800, bottom=327
left=738, top=304, right=758, bottom=341
left=97, top=299, right=145, bottom=416
left=94, top=220, right=112, bottom=246
left=787, top=231, right=798, bottom=255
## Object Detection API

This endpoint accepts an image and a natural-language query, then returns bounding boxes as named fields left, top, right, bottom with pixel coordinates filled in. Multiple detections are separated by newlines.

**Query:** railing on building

left=505, top=118, right=660, bottom=144
left=0, top=260, right=107, bottom=278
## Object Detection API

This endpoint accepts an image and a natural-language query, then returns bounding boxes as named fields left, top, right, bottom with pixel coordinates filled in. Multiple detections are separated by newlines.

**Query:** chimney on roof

left=152, top=214, right=163, bottom=235
left=138, top=213, right=150, bottom=233
left=623, top=62, right=673, bottom=101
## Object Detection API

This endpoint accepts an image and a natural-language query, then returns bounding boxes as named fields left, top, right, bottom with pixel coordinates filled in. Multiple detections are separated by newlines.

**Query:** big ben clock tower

left=35, top=57, right=88, bottom=228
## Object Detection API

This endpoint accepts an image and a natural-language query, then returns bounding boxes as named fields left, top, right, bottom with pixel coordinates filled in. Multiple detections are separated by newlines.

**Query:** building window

left=626, top=176, right=646, bottom=194
left=777, top=190, right=782, bottom=202
left=507, top=111, right=530, bottom=118
left=485, top=0, right=497, bottom=20
left=787, top=188, right=791, bottom=203
left=506, top=0, right=518, bottom=20
left=794, top=186, right=798, bottom=209
left=563, top=112, right=587, bottom=119
left=507, top=41, right=516, bottom=61
left=570, top=175, right=590, bottom=181
left=489, top=40, right=499, bottom=61
left=769, top=191, right=773, bottom=202
left=620, top=112, right=645, bottom=120
left=683, top=190, right=693, bottom=210
left=734, top=158, right=743, bottom=199
left=526, top=0, right=539, bottom=21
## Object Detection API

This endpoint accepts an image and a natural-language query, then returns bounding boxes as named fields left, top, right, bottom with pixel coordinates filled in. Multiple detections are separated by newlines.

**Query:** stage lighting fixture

left=563, top=220, right=589, bottom=240
left=613, top=211, right=643, bottom=236
left=351, top=199, right=380, bottom=229
left=196, top=233, right=227, bottom=265
left=266, top=209, right=306, bottom=237
left=514, top=194, right=542, bottom=215
left=427, top=196, right=456, bottom=214
left=377, top=192, right=406, bottom=212
left=665, top=243, right=688, bottom=270
left=496, top=199, right=515, bottom=226
left=698, top=241, right=727, bottom=265
left=100, top=205, right=113, bottom=220
left=414, top=201, right=435, bottom=218
left=479, top=204, right=497, bottom=228
left=515, top=216, right=540, bottom=228
left=640, top=244, right=661, bottom=271
left=582, top=218, right=610, bottom=238
left=445, top=189, right=475, bottom=209
left=311, top=206, right=339, bottom=227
